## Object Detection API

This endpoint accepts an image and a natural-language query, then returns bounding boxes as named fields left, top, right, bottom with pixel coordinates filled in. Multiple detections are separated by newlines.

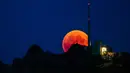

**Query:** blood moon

left=62, top=30, right=88, bottom=52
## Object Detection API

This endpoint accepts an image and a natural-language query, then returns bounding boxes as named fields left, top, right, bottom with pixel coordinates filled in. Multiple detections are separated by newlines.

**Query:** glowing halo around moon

left=62, top=30, right=88, bottom=52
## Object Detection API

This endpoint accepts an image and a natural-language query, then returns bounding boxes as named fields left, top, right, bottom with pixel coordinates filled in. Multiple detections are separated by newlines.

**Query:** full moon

left=62, top=30, right=88, bottom=52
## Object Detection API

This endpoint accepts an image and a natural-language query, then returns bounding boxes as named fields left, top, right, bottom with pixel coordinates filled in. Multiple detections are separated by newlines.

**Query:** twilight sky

left=0, top=0, right=130, bottom=64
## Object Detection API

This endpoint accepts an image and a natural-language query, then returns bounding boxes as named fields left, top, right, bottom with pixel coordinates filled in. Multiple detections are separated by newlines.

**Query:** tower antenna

left=88, top=0, right=91, bottom=47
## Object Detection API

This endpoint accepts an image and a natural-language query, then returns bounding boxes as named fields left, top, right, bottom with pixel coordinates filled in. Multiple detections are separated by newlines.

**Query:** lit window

left=102, top=47, right=107, bottom=52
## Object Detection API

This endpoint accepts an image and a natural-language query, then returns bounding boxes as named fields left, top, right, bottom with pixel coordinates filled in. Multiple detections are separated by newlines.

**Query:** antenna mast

left=88, top=0, right=91, bottom=47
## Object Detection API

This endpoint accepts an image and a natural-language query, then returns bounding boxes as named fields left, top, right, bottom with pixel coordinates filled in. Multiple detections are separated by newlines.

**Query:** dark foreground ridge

left=0, top=44, right=130, bottom=73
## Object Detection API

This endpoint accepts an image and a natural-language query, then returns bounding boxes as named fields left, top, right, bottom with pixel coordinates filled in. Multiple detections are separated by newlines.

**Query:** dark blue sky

left=0, top=0, right=130, bottom=64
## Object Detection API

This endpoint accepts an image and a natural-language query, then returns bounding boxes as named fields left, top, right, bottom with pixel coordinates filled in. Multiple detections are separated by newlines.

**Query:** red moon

left=62, top=30, right=88, bottom=52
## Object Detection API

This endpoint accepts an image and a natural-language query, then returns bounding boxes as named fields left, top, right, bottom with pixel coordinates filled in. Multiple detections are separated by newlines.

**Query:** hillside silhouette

left=0, top=44, right=130, bottom=73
